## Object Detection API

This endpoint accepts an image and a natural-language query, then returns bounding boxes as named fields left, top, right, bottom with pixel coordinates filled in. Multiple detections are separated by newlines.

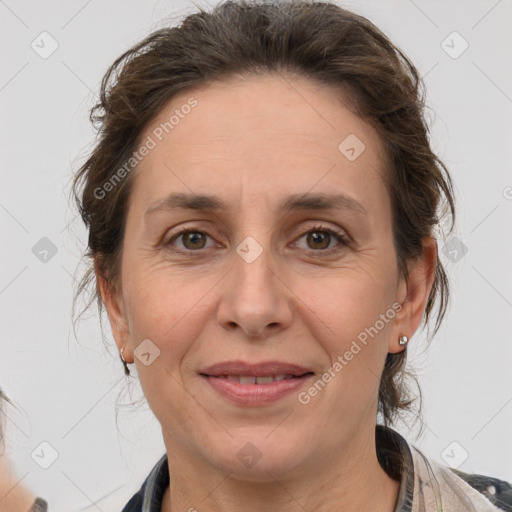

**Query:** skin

left=98, top=73, right=437, bottom=512
left=0, top=454, right=37, bottom=512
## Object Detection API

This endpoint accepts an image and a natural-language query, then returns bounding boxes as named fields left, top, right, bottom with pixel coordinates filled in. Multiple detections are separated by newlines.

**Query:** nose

left=216, top=238, right=294, bottom=339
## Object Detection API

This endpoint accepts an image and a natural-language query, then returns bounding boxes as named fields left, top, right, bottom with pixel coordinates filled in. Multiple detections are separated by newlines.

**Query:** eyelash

left=164, top=224, right=350, bottom=256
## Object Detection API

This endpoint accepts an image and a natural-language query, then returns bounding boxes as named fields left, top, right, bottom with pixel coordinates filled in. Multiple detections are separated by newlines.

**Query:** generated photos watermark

left=297, top=301, right=403, bottom=405
left=94, top=97, right=198, bottom=200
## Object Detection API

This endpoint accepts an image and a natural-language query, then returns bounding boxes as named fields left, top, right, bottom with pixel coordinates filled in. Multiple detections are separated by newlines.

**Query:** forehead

left=130, top=73, right=389, bottom=217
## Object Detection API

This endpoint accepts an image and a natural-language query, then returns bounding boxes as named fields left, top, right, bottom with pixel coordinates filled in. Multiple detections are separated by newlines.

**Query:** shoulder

left=448, top=467, right=512, bottom=512
left=411, top=445, right=512, bottom=512
left=376, top=425, right=512, bottom=512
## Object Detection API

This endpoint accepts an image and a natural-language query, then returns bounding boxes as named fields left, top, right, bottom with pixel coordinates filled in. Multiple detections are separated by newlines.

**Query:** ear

left=388, top=236, right=438, bottom=354
left=94, top=258, right=132, bottom=361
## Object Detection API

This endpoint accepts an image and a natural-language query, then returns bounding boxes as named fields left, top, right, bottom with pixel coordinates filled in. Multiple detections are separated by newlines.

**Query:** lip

left=199, top=359, right=315, bottom=407
left=199, top=360, right=313, bottom=377
left=201, top=373, right=314, bottom=406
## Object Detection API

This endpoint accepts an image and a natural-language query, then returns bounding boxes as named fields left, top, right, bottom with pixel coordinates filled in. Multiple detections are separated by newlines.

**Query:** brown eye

left=306, top=231, right=331, bottom=250
left=294, top=225, right=348, bottom=253
left=166, top=229, right=215, bottom=251
left=181, top=231, right=207, bottom=250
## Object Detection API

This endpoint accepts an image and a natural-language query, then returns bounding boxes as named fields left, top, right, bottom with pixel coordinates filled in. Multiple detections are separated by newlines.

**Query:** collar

left=122, top=424, right=500, bottom=512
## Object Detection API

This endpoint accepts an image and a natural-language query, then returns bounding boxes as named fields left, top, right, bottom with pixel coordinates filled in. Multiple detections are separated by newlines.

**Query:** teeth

left=215, top=374, right=296, bottom=384
left=256, top=376, right=274, bottom=384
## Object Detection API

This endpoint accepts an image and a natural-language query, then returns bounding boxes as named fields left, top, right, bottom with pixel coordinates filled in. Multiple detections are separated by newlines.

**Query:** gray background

left=1, top=0, right=511, bottom=510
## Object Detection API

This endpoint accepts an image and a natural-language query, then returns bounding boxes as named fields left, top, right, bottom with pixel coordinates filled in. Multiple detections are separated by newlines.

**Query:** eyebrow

left=144, top=192, right=368, bottom=217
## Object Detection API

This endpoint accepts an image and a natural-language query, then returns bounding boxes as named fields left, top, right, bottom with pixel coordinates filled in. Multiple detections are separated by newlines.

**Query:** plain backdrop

left=1, top=0, right=511, bottom=510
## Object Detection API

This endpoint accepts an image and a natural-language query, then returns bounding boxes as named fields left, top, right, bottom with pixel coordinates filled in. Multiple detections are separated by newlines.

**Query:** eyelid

left=296, top=223, right=348, bottom=240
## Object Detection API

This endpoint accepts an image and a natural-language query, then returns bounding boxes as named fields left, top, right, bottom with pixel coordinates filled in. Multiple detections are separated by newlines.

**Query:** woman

left=72, top=1, right=512, bottom=510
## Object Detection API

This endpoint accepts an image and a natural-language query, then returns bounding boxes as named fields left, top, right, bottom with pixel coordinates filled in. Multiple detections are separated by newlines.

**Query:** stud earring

left=398, top=335, right=408, bottom=346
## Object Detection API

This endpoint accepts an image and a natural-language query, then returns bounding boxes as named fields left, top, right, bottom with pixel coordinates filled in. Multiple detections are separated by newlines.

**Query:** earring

left=120, top=347, right=131, bottom=376
left=398, top=335, right=409, bottom=346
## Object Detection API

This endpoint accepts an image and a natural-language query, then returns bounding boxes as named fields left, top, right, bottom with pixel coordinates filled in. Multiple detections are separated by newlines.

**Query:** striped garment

left=121, top=425, right=512, bottom=512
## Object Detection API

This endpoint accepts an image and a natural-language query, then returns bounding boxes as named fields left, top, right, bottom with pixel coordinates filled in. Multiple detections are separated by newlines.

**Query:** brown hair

left=71, top=0, right=455, bottom=433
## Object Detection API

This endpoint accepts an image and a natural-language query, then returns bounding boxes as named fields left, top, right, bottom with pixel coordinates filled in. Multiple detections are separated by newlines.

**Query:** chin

left=204, top=434, right=308, bottom=481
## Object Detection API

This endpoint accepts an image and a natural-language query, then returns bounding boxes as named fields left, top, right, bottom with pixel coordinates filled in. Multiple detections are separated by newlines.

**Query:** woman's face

left=100, top=74, right=434, bottom=479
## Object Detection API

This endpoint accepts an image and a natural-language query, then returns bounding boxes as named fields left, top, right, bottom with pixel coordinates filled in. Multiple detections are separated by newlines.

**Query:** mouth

left=199, top=372, right=314, bottom=384
left=197, top=360, right=315, bottom=406
left=199, top=360, right=315, bottom=380
left=199, top=372, right=315, bottom=406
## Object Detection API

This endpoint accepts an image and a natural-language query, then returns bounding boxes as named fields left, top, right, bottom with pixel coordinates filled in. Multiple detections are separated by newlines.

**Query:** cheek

left=125, top=277, right=207, bottom=419
left=125, top=272, right=215, bottom=363
left=297, top=273, right=395, bottom=385
left=303, top=271, right=395, bottom=338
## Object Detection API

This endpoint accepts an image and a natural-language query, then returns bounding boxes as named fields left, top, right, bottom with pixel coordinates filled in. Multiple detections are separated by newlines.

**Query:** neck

left=160, top=423, right=400, bottom=512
